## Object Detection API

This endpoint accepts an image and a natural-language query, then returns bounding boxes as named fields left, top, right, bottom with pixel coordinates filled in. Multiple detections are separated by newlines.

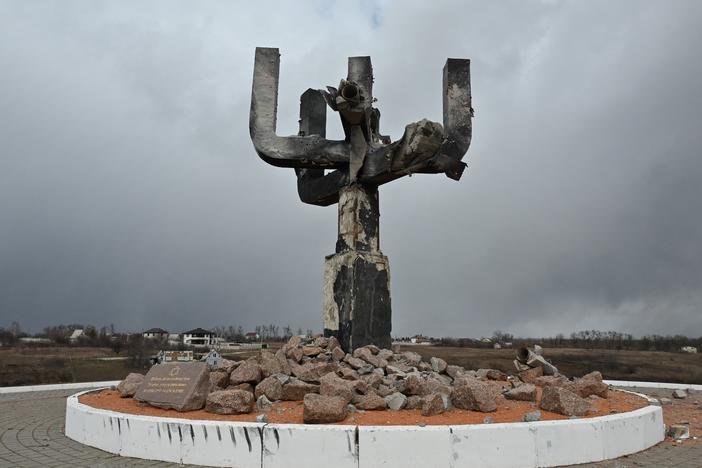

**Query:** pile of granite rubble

left=117, top=336, right=610, bottom=424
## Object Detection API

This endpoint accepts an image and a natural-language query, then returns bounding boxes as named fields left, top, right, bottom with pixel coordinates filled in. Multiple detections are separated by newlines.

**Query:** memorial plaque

left=134, top=362, right=210, bottom=411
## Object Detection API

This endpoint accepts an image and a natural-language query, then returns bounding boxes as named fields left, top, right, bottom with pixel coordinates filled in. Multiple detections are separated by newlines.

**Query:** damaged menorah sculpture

left=249, top=47, right=472, bottom=351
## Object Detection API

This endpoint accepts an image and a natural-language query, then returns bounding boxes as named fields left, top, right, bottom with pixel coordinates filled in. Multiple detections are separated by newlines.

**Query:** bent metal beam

left=249, top=47, right=473, bottom=351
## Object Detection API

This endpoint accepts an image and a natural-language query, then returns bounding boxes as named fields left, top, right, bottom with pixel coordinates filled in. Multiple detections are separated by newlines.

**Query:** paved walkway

left=0, top=387, right=699, bottom=467
left=0, top=388, right=196, bottom=467
left=575, top=443, right=701, bottom=468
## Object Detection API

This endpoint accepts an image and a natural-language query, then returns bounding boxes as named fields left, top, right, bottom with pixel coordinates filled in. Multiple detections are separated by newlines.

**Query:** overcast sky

left=1, top=1, right=701, bottom=338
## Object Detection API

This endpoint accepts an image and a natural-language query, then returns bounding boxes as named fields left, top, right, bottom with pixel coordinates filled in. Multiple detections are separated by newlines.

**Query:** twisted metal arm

left=249, top=47, right=350, bottom=169
left=250, top=48, right=473, bottom=206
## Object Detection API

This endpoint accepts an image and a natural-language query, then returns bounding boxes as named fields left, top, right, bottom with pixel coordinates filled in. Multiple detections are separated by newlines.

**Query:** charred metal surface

left=296, top=170, right=347, bottom=207
left=250, top=48, right=350, bottom=169
left=335, top=185, right=380, bottom=253
left=323, top=253, right=391, bottom=351
left=322, top=184, right=389, bottom=351
left=415, top=58, right=473, bottom=180
left=249, top=47, right=472, bottom=351
left=249, top=47, right=473, bottom=188
left=295, top=88, right=338, bottom=205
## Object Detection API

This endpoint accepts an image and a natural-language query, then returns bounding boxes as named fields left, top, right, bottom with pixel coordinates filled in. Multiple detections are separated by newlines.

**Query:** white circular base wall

left=65, top=389, right=664, bottom=468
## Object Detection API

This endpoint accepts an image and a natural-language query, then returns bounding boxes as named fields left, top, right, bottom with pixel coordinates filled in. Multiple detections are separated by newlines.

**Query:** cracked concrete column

left=323, top=184, right=391, bottom=351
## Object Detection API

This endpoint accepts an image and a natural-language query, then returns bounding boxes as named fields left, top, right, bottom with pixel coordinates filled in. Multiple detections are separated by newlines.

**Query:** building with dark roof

left=182, top=328, right=215, bottom=347
left=142, top=328, right=169, bottom=340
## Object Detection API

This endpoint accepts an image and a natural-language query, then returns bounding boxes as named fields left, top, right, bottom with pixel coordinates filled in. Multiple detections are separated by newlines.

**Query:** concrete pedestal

left=322, top=184, right=391, bottom=351
left=65, top=388, right=665, bottom=468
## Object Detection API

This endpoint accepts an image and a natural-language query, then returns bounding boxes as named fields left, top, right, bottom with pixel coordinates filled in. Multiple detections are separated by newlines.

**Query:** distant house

left=410, top=335, right=431, bottom=345
left=245, top=332, right=260, bottom=341
left=202, top=349, right=223, bottom=368
left=19, top=337, right=53, bottom=344
left=681, top=346, right=698, bottom=354
left=68, top=329, right=85, bottom=343
left=182, top=328, right=215, bottom=347
left=143, top=328, right=169, bottom=340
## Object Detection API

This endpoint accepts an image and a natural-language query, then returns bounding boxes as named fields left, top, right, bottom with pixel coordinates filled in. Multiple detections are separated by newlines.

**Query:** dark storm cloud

left=1, top=1, right=701, bottom=338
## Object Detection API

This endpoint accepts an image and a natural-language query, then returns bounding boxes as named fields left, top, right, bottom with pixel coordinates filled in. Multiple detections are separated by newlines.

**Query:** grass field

left=0, top=347, right=146, bottom=386
left=401, top=345, right=702, bottom=384
left=2, top=344, right=701, bottom=386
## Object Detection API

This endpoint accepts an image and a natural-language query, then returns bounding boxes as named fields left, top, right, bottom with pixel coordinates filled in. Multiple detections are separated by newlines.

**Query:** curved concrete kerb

left=65, top=388, right=664, bottom=468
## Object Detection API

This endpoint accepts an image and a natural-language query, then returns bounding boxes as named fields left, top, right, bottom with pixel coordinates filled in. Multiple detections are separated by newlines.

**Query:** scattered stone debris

left=209, top=370, right=229, bottom=391
left=206, top=389, right=255, bottom=415
left=278, top=377, right=315, bottom=400
left=303, top=394, right=347, bottom=423
left=505, top=384, right=537, bottom=402
left=573, top=371, right=608, bottom=399
left=116, top=373, right=144, bottom=398
left=229, top=360, right=263, bottom=386
left=256, top=395, right=273, bottom=412
left=116, top=335, right=621, bottom=422
left=421, top=394, right=445, bottom=416
left=255, top=375, right=284, bottom=401
left=355, top=393, right=387, bottom=411
left=405, top=395, right=423, bottom=410
left=522, top=410, right=542, bottom=422
left=452, top=378, right=497, bottom=412
left=385, top=392, right=407, bottom=411
left=430, top=357, right=448, bottom=374
left=518, top=366, right=543, bottom=384
left=666, top=424, right=690, bottom=440
left=540, top=387, right=592, bottom=417
left=478, top=368, right=508, bottom=381
left=672, top=389, right=687, bottom=399
left=230, top=382, right=254, bottom=394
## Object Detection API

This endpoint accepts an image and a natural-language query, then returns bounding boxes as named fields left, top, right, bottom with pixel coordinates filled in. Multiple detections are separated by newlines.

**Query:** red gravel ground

left=80, top=387, right=648, bottom=426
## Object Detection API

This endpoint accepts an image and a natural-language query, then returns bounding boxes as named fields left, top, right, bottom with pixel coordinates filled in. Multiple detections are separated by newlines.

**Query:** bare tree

left=9, top=321, right=22, bottom=337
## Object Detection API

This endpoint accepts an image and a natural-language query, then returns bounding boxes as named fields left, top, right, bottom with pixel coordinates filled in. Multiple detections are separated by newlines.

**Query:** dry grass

left=0, top=345, right=286, bottom=386
left=3, top=344, right=701, bottom=386
left=401, top=346, right=702, bottom=384
left=0, top=347, right=145, bottom=386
